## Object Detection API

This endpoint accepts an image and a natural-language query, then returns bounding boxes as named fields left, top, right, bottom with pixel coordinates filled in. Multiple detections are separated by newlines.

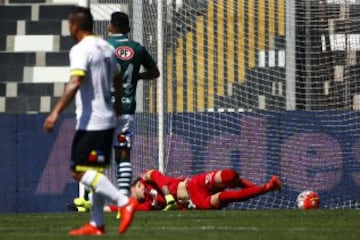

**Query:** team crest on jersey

left=115, top=46, right=135, bottom=60
left=88, top=150, right=105, bottom=162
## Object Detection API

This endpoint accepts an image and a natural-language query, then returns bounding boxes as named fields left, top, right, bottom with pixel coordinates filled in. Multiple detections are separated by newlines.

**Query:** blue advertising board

left=0, top=114, right=78, bottom=212
left=1, top=111, right=360, bottom=212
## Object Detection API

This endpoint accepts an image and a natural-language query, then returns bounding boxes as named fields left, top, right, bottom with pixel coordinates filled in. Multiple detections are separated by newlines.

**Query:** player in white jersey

left=43, top=6, right=137, bottom=236
left=68, top=12, right=160, bottom=214
left=70, top=33, right=116, bottom=131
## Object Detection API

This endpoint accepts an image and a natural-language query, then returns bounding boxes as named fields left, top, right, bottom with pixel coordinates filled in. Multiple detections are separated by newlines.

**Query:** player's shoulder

left=90, top=36, right=112, bottom=48
left=69, top=40, right=84, bottom=56
left=71, top=36, right=97, bottom=52
left=133, top=40, right=148, bottom=53
left=141, top=169, right=157, bottom=180
left=122, top=38, right=146, bottom=50
left=129, top=39, right=143, bottom=47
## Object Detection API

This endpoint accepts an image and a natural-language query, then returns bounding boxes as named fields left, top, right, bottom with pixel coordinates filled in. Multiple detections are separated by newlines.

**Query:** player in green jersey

left=108, top=11, right=160, bottom=196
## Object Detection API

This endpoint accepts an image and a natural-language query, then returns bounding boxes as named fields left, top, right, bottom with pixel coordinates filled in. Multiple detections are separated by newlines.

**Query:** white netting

left=92, top=0, right=360, bottom=209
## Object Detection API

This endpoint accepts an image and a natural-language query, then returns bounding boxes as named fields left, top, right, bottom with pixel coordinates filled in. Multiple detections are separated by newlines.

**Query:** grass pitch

left=0, top=210, right=359, bottom=240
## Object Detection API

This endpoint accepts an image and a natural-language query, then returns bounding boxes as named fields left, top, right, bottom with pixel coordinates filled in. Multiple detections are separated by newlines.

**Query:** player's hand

left=43, top=112, right=58, bottom=133
left=163, top=194, right=177, bottom=211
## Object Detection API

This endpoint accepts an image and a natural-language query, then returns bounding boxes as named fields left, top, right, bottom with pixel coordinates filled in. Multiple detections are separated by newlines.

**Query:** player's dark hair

left=69, top=6, right=93, bottom=32
left=110, top=11, right=130, bottom=34
left=131, top=177, right=141, bottom=187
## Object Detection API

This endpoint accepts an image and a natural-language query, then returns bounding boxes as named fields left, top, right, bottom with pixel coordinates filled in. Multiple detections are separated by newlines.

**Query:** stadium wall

left=1, top=112, right=360, bottom=212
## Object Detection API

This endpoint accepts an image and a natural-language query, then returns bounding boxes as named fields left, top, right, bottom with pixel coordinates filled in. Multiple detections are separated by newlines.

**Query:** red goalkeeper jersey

left=143, top=170, right=186, bottom=198
left=146, top=169, right=220, bottom=210
left=136, top=178, right=167, bottom=211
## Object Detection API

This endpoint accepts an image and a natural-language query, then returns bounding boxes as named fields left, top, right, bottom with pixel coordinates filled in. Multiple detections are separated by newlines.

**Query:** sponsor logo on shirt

left=88, top=150, right=105, bottom=162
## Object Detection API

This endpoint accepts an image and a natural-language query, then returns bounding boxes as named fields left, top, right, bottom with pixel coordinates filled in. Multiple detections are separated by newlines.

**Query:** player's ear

left=107, top=23, right=113, bottom=33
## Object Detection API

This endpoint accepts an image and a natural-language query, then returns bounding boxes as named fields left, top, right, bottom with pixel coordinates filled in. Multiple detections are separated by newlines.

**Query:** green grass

left=0, top=210, right=359, bottom=239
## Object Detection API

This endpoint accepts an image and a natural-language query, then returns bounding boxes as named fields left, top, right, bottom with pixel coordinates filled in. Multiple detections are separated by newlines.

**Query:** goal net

left=91, top=0, right=360, bottom=209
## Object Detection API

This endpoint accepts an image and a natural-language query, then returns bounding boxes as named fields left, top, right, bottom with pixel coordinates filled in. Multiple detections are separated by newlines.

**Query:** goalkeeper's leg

left=212, top=169, right=256, bottom=190
left=212, top=176, right=282, bottom=208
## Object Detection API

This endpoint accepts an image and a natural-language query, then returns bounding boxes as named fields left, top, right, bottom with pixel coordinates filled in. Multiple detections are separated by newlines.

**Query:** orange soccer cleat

left=265, top=176, right=282, bottom=191
left=118, top=197, right=138, bottom=234
left=69, top=223, right=105, bottom=236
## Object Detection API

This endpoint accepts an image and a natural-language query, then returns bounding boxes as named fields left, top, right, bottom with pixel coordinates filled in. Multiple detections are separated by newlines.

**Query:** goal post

left=286, top=0, right=296, bottom=110
left=156, top=0, right=165, bottom=173
left=89, top=0, right=360, bottom=209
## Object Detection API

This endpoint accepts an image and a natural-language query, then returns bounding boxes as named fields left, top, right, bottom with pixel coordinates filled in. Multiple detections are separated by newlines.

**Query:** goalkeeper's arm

left=142, top=170, right=177, bottom=210
left=161, top=185, right=177, bottom=211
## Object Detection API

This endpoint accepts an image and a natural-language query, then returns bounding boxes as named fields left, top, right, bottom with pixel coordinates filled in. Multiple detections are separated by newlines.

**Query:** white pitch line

left=128, top=226, right=360, bottom=233
left=0, top=226, right=359, bottom=234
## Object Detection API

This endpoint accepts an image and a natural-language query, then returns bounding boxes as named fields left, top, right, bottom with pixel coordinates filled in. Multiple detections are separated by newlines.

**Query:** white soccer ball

left=296, top=190, right=320, bottom=209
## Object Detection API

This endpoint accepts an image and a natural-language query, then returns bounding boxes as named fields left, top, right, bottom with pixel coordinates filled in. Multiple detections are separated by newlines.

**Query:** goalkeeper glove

left=163, top=194, right=177, bottom=211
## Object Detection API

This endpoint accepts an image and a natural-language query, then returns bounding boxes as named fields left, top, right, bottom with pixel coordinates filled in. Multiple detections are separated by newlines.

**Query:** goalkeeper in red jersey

left=141, top=169, right=281, bottom=210
left=106, top=176, right=167, bottom=212
left=107, top=168, right=282, bottom=211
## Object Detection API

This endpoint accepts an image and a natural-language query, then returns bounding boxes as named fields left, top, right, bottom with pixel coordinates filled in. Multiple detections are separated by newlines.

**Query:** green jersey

left=108, top=34, right=157, bottom=114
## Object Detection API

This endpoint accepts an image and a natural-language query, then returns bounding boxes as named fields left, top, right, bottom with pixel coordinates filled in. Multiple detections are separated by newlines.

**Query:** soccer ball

left=296, top=190, right=320, bottom=209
